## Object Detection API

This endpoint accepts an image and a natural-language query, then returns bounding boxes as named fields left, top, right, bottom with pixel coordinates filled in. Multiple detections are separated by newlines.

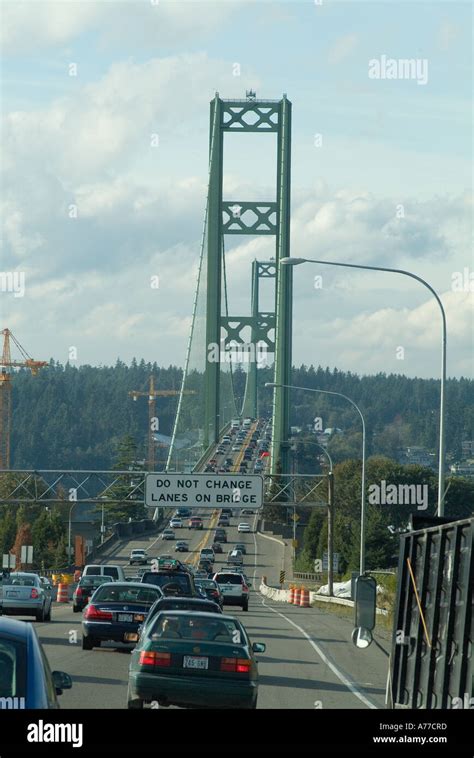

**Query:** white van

left=82, top=564, right=125, bottom=582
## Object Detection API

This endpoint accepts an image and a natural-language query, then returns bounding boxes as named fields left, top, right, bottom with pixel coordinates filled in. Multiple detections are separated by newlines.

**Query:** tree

left=12, top=522, right=34, bottom=571
left=99, top=435, right=146, bottom=523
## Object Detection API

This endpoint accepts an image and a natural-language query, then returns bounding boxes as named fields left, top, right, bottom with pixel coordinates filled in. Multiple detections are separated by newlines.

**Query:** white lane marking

left=251, top=528, right=378, bottom=710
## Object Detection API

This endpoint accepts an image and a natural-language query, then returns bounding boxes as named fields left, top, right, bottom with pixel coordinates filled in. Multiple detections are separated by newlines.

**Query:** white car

left=169, top=517, right=182, bottom=528
left=129, top=549, right=147, bottom=565
left=161, top=529, right=175, bottom=540
left=237, top=522, right=251, bottom=533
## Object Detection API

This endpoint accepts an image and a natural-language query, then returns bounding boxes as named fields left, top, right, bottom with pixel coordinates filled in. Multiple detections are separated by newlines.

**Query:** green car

left=127, top=610, right=265, bottom=709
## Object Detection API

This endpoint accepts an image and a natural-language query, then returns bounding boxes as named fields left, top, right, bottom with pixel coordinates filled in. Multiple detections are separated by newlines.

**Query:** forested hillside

left=9, top=360, right=474, bottom=470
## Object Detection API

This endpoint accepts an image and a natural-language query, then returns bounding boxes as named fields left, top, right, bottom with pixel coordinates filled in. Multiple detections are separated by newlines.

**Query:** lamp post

left=280, top=256, right=447, bottom=516
left=266, top=382, right=367, bottom=575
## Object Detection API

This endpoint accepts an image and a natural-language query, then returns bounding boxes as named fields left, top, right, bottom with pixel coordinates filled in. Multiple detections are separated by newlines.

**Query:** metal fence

left=389, top=517, right=473, bottom=709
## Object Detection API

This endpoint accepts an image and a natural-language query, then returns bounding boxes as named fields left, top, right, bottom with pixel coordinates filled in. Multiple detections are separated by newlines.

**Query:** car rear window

left=84, top=567, right=101, bottom=576
left=156, top=600, right=219, bottom=613
left=195, top=580, right=217, bottom=589
left=141, top=573, right=192, bottom=594
left=0, top=639, right=27, bottom=699
left=79, top=576, right=109, bottom=587
left=215, top=574, right=243, bottom=584
left=102, top=567, right=119, bottom=579
left=150, top=614, right=241, bottom=642
left=3, top=576, right=37, bottom=587
left=92, top=585, right=160, bottom=604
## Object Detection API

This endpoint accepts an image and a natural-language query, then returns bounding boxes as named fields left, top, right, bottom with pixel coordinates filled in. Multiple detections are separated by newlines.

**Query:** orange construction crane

left=129, top=376, right=195, bottom=471
left=0, top=329, right=48, bottom=469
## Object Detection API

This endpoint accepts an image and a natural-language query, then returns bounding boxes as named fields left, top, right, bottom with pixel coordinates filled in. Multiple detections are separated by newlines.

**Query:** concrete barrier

left=259, top=577, right=388, bottom=615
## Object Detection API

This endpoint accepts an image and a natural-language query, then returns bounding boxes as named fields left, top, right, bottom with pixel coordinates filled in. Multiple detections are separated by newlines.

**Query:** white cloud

left=1, top=0, right=241, bottom=55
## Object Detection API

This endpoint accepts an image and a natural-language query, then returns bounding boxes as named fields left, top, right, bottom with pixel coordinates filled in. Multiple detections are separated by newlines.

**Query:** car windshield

left=151, top=614, right=241, bottom=642
left=0, top=639, right=27, bottom=698
left=92, top=585, right=160, bottom=604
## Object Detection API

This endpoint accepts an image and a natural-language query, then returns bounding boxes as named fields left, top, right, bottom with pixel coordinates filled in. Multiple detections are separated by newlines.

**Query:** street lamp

left=266, top=381, right=367, bottom=575
left=280, top=256, right=447, bottom=517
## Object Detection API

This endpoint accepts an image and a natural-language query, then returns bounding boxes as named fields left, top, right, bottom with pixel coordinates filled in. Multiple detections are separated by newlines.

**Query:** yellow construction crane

left=128, top=376, right=195, bottom=470
left=0, top=329, right=48, bottom=469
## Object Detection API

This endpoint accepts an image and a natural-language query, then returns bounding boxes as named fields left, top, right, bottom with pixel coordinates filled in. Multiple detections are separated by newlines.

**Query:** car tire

left=35, top=606, right=45, bottom=622
left=242, top=602, right=249, bottom=612
left=82, top=635, right=95, bottom=650
left=44, top=604, right=52, bottom=622
left=127, top=685, right=144, bottom=709
left=73, top=605, right=80, bottom=613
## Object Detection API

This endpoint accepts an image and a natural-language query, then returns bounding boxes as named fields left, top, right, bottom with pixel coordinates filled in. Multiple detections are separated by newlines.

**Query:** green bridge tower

left=204, top=92, right=293, bottom=477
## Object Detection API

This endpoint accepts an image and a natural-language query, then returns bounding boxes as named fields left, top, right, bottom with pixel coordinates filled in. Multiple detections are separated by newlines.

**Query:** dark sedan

left=194, top=579, right=224, bottom=609
left=72, top=575, right=111, bottom=613
left=82, top=582, right=162, bottom=650
left=127, top=611, right=265, bottom=709
left=0, top=617, right=72, bottom=708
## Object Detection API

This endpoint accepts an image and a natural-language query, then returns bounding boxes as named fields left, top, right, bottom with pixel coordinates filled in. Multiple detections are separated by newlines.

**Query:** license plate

left=6, top=591, right=19, bottom=598
left=124, top=632, right=139, bottom=642
left=183, top=656, right=208, bottom=670
left=222, top=587, right=235, bottom=593
left=118, top=613, right=133, bottom=623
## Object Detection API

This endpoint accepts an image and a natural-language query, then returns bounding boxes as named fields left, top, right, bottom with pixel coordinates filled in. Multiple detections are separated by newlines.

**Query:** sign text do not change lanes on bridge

left=145, top=473, right=264, bottom=508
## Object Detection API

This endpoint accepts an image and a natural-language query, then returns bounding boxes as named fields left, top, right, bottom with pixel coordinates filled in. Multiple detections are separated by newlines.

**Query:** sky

left=1, top=0, right=472, bottom=379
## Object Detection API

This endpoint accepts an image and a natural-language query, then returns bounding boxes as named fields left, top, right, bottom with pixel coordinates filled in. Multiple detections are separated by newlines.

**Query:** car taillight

left=30, top=588, right=39, bottom=599
left=84, top=605, right=112, bottom=620
left=139, top=651, right=171, bottom=668
left=242, top=584, right=249, bottom=593
left=220, top=657, right=251, bottom=673
left=75, top=587, right=83, bottom=597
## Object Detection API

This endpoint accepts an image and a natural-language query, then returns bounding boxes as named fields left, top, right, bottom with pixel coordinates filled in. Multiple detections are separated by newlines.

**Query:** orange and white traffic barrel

left=57, top=583, right=69, bottom=603
left=289, top=586, right=295, bottom=604
left=293, top=587, right=301, bottom=605
left=299, top=587, right=310, bottom=607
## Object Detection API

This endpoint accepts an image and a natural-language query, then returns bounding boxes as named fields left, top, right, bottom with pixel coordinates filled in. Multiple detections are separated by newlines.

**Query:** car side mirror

left=252, top=643, right=266, bottom=653
left=52, top=670, right=73, bottom=694
left=352, top=575, right=377, bottom=649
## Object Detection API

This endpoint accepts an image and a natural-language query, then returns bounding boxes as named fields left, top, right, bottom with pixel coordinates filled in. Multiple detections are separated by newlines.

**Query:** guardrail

left=293, top=572, right=322, bottom=581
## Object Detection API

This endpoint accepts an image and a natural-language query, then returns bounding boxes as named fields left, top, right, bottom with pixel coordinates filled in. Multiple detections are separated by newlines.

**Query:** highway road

left=33, top=509, right=390, bottom=710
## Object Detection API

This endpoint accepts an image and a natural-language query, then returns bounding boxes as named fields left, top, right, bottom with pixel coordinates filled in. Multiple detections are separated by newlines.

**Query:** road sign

left=323, top=552, right=339, bottom=571
left=291, top=513, right=300, bottom=521
left=279, top=570, right=285, bottom=584
left=20, top=546, right=33, bottom=564
left=2, top=554, right=15, bottom=569
left=292, top=539, right=298, bottom=548
left=145, top=473, right=264, bottom=508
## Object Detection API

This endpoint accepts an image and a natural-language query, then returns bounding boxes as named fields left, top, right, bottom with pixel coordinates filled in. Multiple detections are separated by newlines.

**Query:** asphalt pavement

left=30, top=509, right=389, bottom=709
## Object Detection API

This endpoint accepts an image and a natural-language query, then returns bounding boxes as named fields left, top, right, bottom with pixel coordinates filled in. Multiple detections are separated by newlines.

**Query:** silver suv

left=212, top=571, right=250, bottom=611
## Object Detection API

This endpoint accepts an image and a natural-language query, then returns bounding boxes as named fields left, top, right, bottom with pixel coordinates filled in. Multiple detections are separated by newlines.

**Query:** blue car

left=82, top=582, right=162, bottom=650
left=0, top=617, right=72, bottom=708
